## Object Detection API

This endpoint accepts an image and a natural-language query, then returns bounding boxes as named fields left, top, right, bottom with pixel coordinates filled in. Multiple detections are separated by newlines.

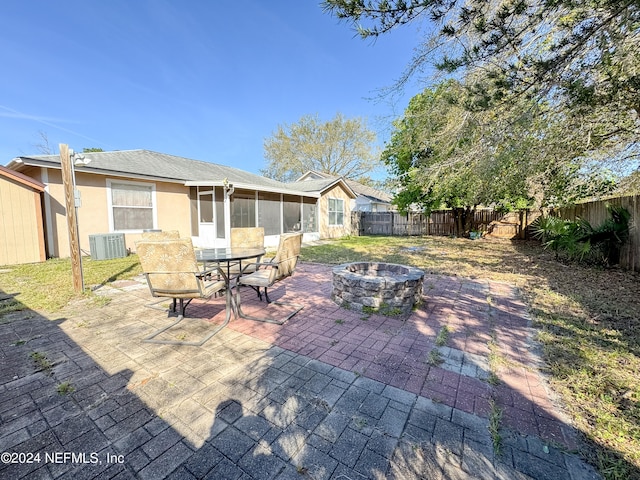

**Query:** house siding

left=21, top=166, right=192, bottom=258
left=320, top=183, right=352, bottom=238
left=7, top=155, right=355, bottom=261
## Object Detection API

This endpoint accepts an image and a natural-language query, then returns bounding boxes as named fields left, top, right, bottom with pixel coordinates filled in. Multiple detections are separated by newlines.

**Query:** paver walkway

left=0, top=262, right=601, bottom=479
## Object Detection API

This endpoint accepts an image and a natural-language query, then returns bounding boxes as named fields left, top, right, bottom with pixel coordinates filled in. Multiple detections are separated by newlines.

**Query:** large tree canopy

left=323, top=0, right=640, bottom=169
left=322, top=0, right=640, bottom=116
left=384, top=80, right=617, bottom=215
left=262, top=113, right=380, bottom=183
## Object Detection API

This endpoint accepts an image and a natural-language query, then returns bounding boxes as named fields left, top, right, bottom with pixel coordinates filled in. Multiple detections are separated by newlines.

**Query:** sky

left=0, top=1, right=426, bottom=178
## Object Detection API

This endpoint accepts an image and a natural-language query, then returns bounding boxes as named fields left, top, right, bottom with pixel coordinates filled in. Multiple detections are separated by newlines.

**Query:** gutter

left=184, top=180, right=321, bottom=198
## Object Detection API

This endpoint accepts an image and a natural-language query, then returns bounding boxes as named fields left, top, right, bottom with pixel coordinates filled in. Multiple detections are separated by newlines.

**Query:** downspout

left=223, top=179, right=234, bottom=246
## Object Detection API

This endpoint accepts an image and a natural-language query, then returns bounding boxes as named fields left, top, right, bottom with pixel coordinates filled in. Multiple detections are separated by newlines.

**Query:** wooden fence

left=558, top=194, right=640, bottom=272
left=351, top=195, right=639, bottom=272
left=352, top=209, right=530, bottom=238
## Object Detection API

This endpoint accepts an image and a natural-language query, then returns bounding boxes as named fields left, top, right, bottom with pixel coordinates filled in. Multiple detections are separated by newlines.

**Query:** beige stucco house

left=4, top=150, right=356, bottom=261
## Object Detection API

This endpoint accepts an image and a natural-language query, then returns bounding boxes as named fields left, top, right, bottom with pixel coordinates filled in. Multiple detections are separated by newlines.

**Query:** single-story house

left=4, top=150, right=356, bottom=260
left=296, top=171, right=394, bottom=212
left=0, top=165, right=46, bottom=265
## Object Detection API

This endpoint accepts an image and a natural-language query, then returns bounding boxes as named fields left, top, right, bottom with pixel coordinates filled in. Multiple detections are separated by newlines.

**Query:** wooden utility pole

left=60, top=144, right=84, bottom=293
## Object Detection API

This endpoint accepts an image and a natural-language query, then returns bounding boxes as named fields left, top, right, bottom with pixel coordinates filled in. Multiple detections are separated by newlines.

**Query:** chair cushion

left=238, top=269, right=273, bottom=288
left=202, top=279, right=226, bottom=297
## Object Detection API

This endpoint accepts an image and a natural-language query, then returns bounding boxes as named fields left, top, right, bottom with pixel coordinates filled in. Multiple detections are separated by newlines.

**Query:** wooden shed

left=0, top=165, right=46, bottom=265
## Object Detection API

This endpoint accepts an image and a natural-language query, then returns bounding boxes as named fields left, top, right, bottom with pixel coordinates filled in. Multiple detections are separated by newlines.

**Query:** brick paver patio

left=0, top=262, right=600, bottom=479
left=228, top=264, right=574, bottom=447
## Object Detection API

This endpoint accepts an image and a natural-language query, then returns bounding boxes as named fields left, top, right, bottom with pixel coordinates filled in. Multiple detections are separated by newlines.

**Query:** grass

left=488, top=398, right=503, bottom=456
left=30, top=351, right=52, bottom=373
left=57, top=381, right=75, bottom=395
left=301, top=235, right=640, bottom=480
left=362, top=303, right=404, bottom=316
left=0, top=254, right=142, bottom=313
left=427, top=349, right=443, bottom=366
left=435, top=325, right=450, bottom=347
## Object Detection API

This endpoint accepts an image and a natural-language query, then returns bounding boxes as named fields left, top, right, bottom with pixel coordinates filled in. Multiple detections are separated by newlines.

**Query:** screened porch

left=188, top=185, right=320, bottom=248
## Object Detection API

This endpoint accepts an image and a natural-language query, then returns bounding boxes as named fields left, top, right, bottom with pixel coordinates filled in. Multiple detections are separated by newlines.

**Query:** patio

left=0, top=262, right=600, bottom=479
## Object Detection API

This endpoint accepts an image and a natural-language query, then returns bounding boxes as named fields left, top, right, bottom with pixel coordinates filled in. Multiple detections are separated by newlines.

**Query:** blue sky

left=0, top=1, right=425, bottom=177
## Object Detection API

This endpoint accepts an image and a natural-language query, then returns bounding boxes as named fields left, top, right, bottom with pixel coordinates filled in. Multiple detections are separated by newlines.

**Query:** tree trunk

left=452, top=206, right=475, bottom=237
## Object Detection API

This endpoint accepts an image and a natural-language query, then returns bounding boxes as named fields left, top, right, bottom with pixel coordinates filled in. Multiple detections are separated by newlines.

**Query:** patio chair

left=236, top=232, right=303, bottom=324
left=229, top=227, right=264, bottom=274
left=142, top=230, right=220, bottom=284
left=141, top=230, right=180, bottom=240
left=136, top=238, right=229, bottom=346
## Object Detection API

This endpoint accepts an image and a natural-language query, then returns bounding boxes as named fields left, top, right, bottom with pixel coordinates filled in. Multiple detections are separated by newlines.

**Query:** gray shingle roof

left=347, top=180, right=392, bottom=203
left=292, top=178, right=342, bottom=192
left=296, top=170, right=392, bottom=204
left=14, top=149, right=294, bottom=191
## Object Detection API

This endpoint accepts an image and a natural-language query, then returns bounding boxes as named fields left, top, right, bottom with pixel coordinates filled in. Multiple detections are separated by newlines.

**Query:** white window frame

left=106, top=179, right=157, bottom=233
left=328, top=197, right=344, bottom=226
left=197, top=188, right=215, bottom=224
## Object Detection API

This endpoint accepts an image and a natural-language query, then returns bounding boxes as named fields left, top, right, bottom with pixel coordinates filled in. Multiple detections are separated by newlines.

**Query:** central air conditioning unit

left=89, top=233, right=127, bottom=260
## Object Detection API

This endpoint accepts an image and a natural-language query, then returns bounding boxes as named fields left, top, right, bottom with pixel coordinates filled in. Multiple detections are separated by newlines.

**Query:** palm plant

left=531, top=215, right=577, bottom=260
left=531, top=205, right=630, bottom=265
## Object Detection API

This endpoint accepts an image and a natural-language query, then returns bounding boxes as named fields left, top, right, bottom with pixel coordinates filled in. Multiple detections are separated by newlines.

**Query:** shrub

left=531, top=205, right=630, bottom=266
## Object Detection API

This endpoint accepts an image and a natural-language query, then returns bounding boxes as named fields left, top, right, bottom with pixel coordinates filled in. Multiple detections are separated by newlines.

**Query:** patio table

left=195, top=247, right=266, bottom=319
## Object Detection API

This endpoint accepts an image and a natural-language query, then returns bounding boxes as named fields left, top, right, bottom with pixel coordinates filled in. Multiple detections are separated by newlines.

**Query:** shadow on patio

left=0, top=265, right=604, bottom=479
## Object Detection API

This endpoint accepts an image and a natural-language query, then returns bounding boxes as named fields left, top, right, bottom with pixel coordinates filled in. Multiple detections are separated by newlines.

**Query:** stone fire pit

left=332, top=262, right=425, bottom=315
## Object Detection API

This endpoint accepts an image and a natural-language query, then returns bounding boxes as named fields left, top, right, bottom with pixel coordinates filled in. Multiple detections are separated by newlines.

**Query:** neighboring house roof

left=296, top=170, right=391, bottom=204
left=291, top=175, right=357, bottom=198
left=6, top=150, right=319, bottom=197
left=349, top=181, right=392, bottom=204
left=0, top=164, right=45, bottom=191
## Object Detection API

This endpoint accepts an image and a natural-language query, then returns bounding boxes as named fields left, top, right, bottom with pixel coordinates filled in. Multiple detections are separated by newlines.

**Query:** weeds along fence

left=557, top=194, right=640, bottom=272
left=351, top=209, right=531, bottom=238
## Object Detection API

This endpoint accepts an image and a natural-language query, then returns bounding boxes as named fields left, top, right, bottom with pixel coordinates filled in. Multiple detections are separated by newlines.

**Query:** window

left=189, top=187, right=199, bottom=236
left=199, top=193, right=214, bottom=222
left=328, top=198, right=344, bottom=226
left=108, top=180, right=155, bottom=231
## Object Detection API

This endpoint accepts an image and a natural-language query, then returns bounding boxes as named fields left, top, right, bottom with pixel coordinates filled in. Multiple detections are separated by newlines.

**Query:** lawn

left=0, top=235, right=638, bottom=479
left=0, top=255, right=142, bottom=314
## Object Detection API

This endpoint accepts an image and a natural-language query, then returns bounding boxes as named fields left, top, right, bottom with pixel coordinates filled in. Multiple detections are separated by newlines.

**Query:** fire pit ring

left=332, top=262, right=424, bottom=314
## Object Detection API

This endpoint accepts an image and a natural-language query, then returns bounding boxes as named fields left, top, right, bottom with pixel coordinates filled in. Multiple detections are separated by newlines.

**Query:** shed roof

left=0, top=164, right=45, bottom=191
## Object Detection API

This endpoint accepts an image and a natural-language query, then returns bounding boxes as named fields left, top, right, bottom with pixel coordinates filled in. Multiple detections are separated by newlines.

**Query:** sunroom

left=186, top=182, right=320, bottom=248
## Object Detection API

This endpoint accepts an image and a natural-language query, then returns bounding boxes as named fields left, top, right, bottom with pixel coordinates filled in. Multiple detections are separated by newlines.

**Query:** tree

left=32, top=131, right=55, bottom=155
left=262, top=113, right=380, bottom=182
left=322, top=0, right=640, bottom=160
left=323, top=1, right=639, bottom=108
left=615, top=169, right=640, bottom=195
left=383, top=80, right=616, bottom=234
